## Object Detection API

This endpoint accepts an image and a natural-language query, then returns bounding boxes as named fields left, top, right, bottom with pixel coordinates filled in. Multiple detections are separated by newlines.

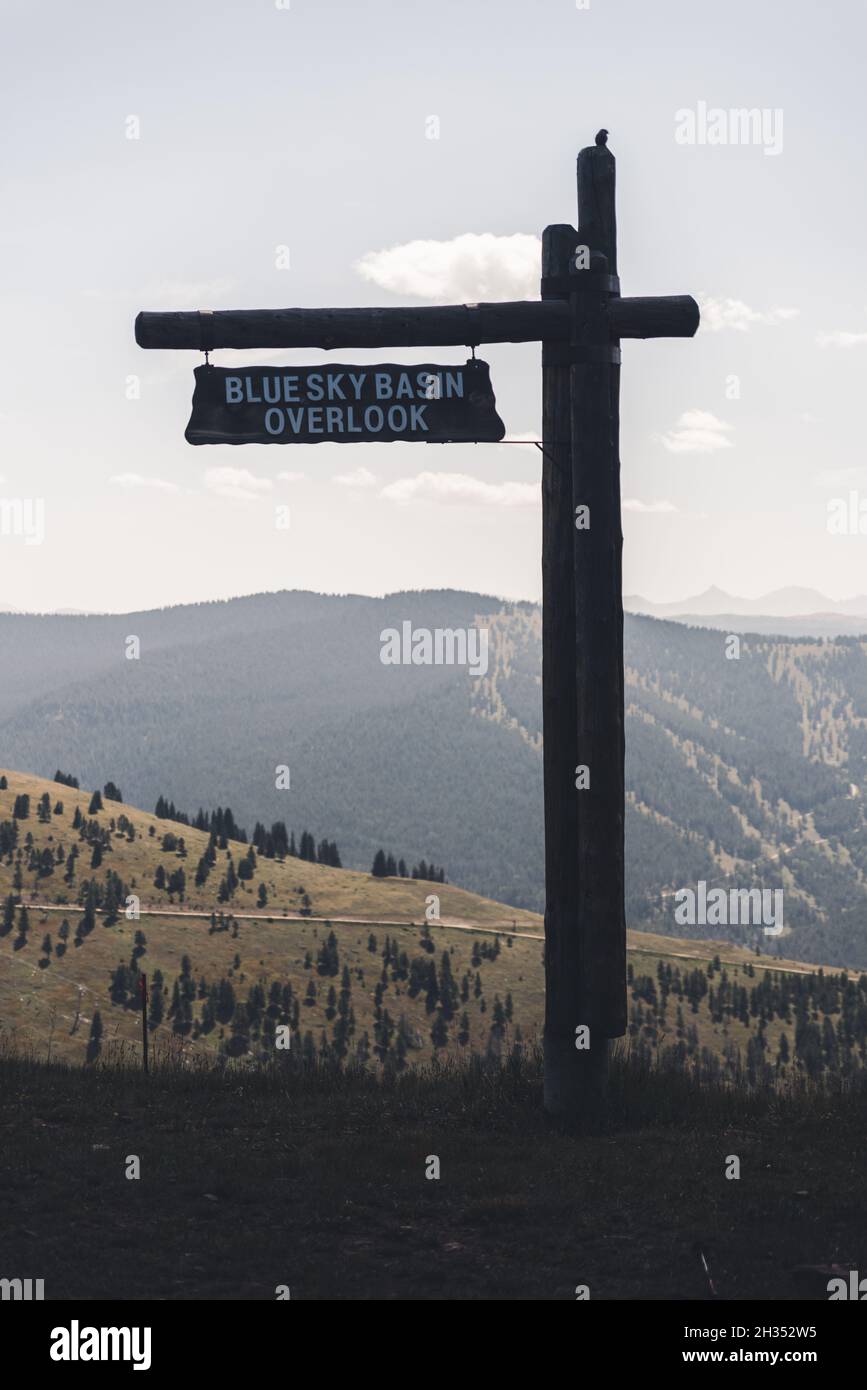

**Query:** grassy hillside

left=4, top=770, right=867, bottom=1087
left=0, top=768, right=541, bottom=1068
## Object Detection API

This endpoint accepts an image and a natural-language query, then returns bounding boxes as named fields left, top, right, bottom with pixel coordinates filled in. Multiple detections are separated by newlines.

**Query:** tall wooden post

left=570, top=141, right=627, bottom=1101
left=541, top=224, right=583, bottom=1113
left=543, top=144, right=627, bottom=1115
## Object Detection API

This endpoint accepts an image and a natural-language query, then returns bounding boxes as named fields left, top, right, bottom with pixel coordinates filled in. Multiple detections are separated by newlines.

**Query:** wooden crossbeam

left=135, top=295, right=698, bottom=351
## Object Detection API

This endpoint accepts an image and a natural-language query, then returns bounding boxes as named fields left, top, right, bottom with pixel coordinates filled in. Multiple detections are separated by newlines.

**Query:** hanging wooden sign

left=184, top=359, right=505, bottom=445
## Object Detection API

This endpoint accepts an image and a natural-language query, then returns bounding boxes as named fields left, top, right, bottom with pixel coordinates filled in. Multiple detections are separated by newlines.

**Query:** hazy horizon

left=7, top=577, right=867, bottom=620
left=8, top=575, right=867, bottom=620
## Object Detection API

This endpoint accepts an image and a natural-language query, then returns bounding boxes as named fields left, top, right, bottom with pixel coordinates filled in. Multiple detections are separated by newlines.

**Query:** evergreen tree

left=218, top=978, right=238, bottom=1023
left=316, top=930, right=340, bottom=977
left=173, top=995, right=193, bottom=1036
left=111, top=963, right=131, bottom=1006
left=238, top=845, right=256, bottom=881
left=424, top=960, right=439, bottom=1013
left=439, top=950, right=458, bottom=1020
left=0, top=895, right=15, bottom=938
left=371, top=849, right=387, bottom=878
left=88, top=791, right=103, bottom=815
left=86, top=1010, right=103, bottom=1064
left=149, top=972, right=164, bottom=1028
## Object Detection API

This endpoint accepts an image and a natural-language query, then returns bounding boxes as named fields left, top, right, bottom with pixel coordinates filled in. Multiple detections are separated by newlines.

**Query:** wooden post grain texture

left=541, top=224, right=582, bottom=1115
left=554, top=141, right=628, bottom=1113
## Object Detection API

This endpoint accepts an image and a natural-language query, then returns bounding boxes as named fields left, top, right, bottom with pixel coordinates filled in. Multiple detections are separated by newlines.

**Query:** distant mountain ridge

left=626, top=585, right=867, bottom=621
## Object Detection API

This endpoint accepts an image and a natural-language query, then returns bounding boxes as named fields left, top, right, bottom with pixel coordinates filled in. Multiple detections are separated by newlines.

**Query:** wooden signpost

left=135, top=134, right=699, bottom=1114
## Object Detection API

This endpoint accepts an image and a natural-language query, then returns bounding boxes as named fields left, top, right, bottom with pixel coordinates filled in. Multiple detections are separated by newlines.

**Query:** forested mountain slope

left=2, top=594, right=867, bottom=964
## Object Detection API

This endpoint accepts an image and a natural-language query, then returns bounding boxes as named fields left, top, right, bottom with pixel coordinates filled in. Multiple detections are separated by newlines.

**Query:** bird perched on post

left=595, top=129, right=609, bottom=146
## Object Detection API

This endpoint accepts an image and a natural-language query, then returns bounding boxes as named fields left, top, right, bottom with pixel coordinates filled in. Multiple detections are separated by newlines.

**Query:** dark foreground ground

left=2, top=1046, right=866, bottom=1301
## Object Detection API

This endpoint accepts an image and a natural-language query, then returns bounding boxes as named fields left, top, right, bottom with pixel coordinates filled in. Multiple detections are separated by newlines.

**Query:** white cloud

left=276, top=470, right=305, bottom=482
left=355, top=233, right=541, bottom=302
left=817, top=329, right=867, bottom=348
left=698, top=295, right=799, bottom=332
left=333, top=466, right=378, bottom=489
left=622, top=498, right=679, bottom=514
left=110, top=472, right=179, bottom=493
left=656, top=409, right=734, bottom=454
left=203, top=466, right=272, bottom=502
left=381, top=471, right=538, bottom=508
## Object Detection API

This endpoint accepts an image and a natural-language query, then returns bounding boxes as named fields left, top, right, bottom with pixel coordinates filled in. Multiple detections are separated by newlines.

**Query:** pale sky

left=2, top=0, right=866, bottom=613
